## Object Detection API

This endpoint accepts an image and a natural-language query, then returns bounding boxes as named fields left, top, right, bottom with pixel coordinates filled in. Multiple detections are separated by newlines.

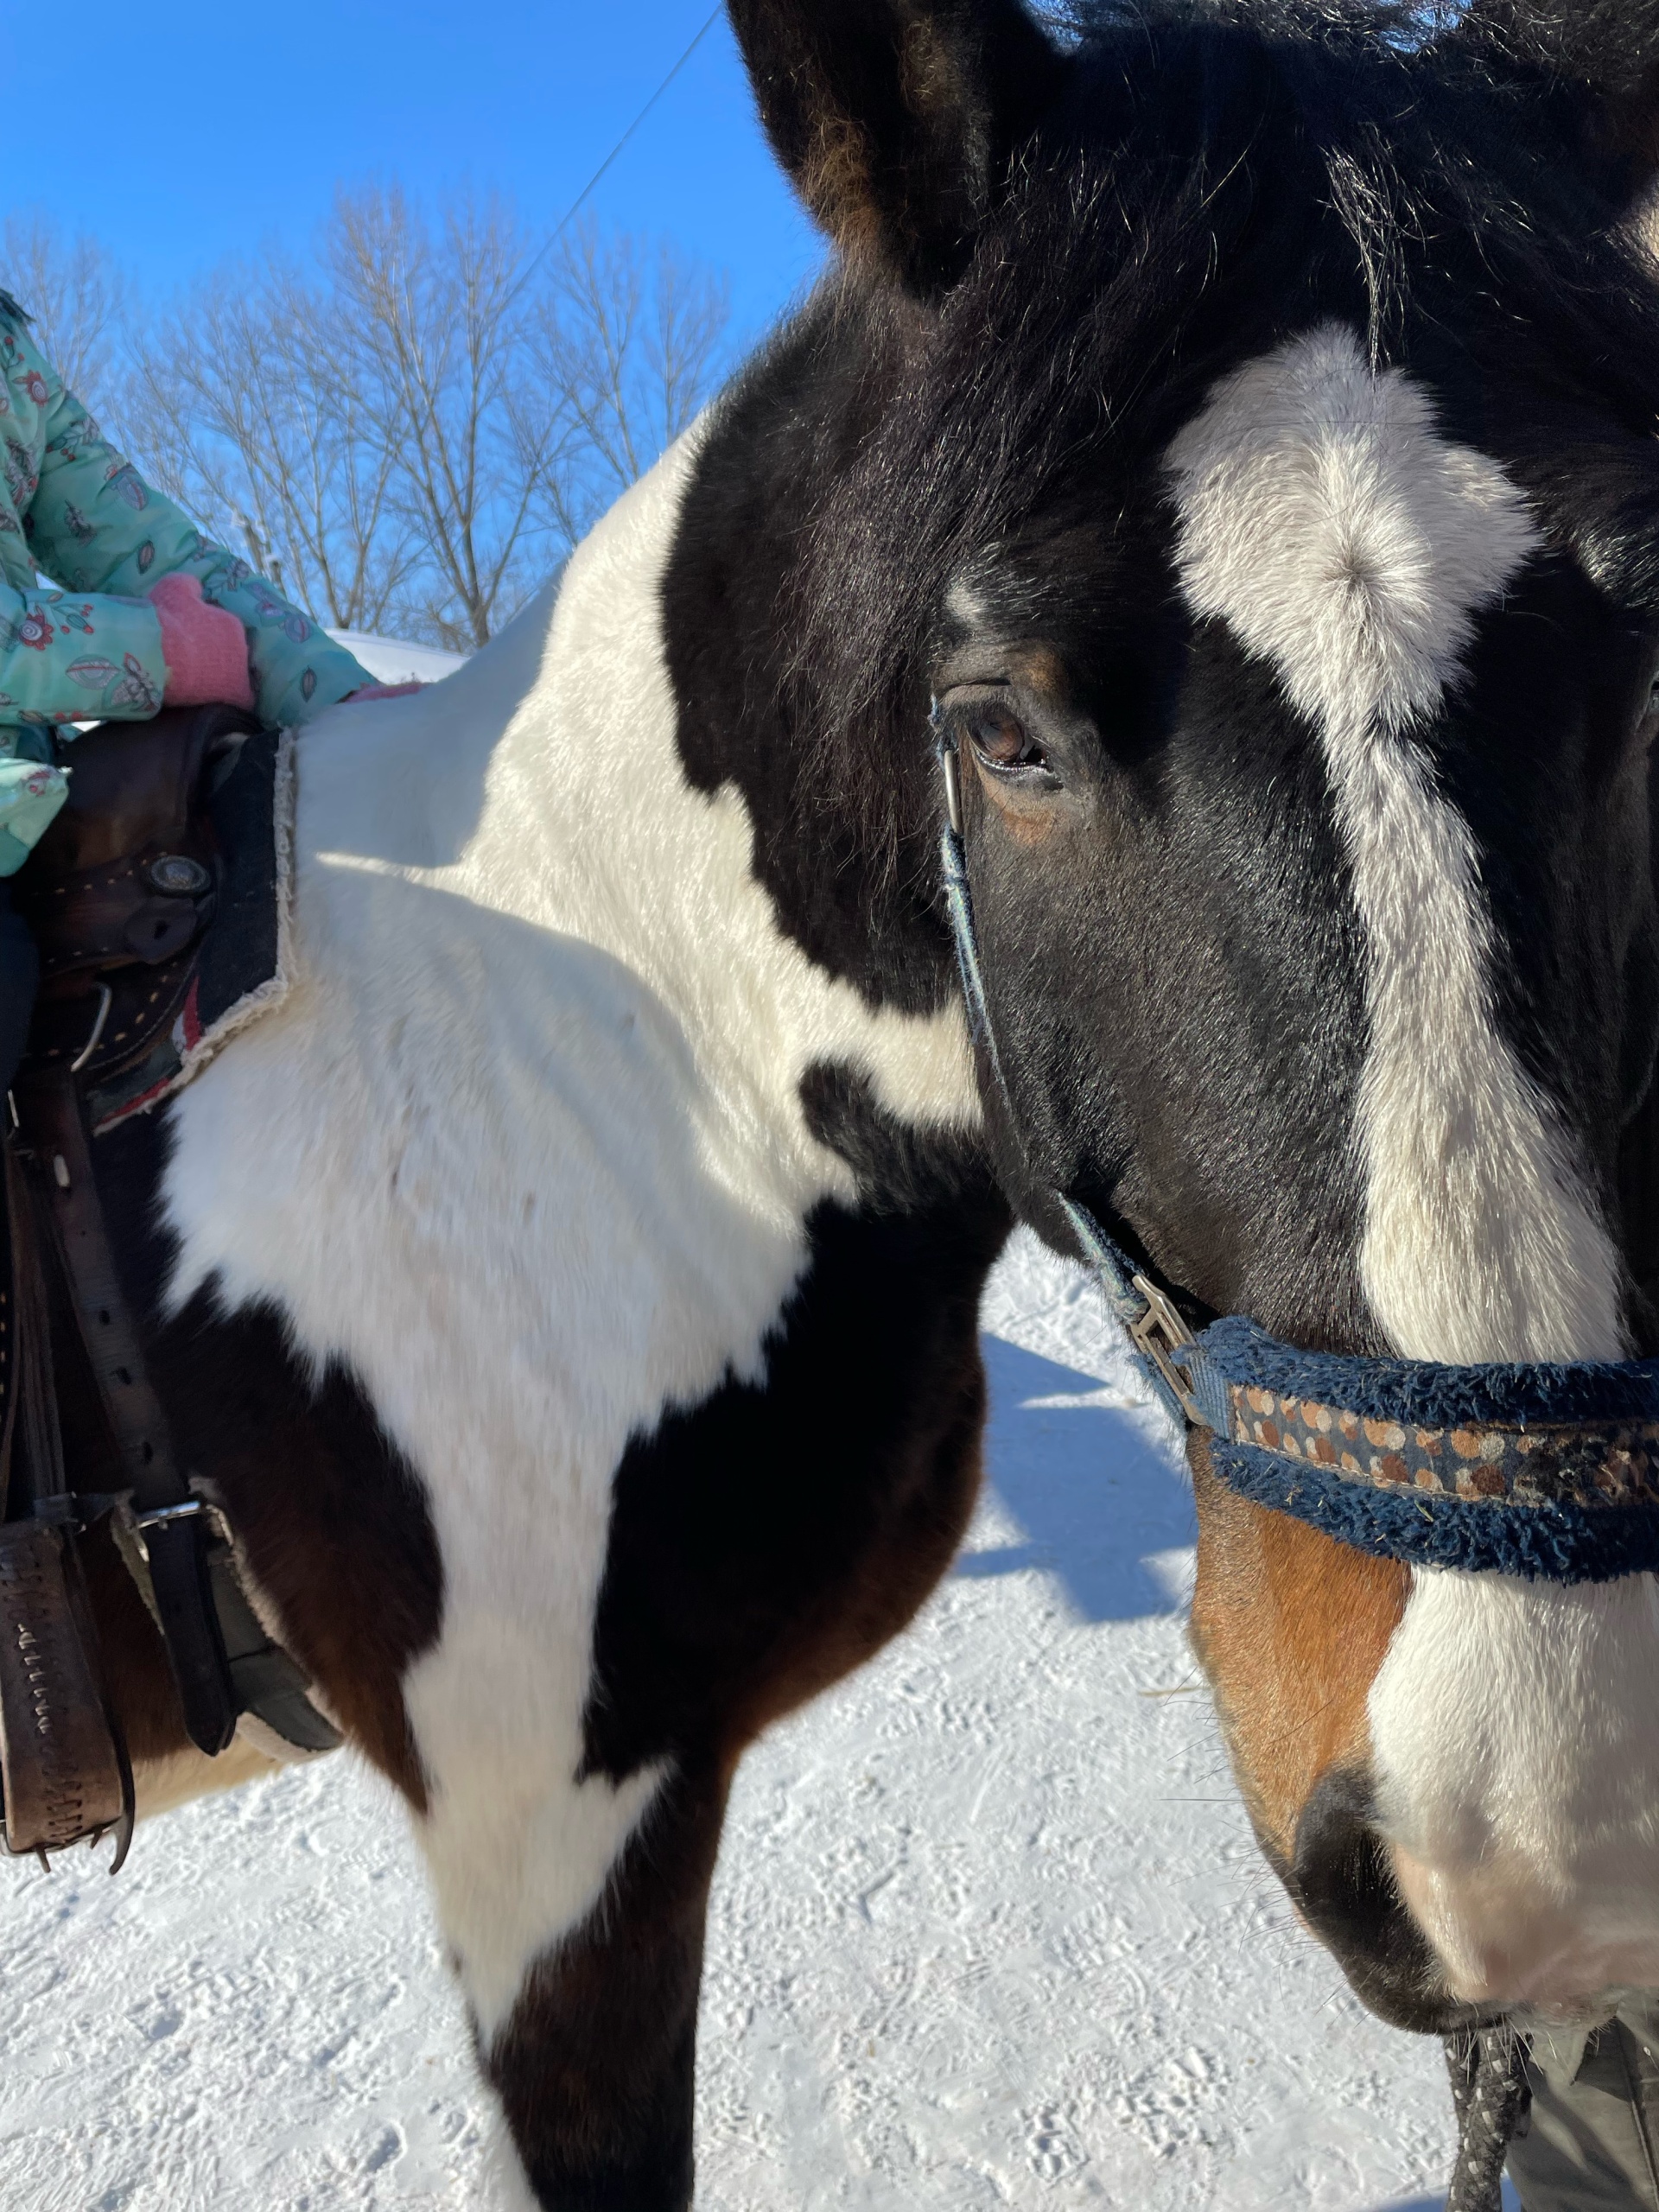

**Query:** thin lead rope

left=933, top=710, right=1135, bottom=1333
left=1446, top=2027, right=1531, bottom=2212
left=931, top=708, right=1198, bottom=1427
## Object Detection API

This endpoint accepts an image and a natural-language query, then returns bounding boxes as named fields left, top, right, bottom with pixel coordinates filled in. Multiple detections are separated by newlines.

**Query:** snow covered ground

left=1, top=1233, right=1503, bottom=2212
left=326, top=633, right=467, bottom=687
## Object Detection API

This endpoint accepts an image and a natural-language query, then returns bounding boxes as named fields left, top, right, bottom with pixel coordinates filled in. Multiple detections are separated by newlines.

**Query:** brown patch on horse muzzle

left=1185, top=1438, right=1470, bottom=2025
left=1187, top=1440, right=1409, bottom=1855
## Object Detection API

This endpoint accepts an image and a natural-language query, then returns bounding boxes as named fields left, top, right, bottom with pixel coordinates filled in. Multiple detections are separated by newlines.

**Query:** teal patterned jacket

left=0, top=292, right=373, bottom=874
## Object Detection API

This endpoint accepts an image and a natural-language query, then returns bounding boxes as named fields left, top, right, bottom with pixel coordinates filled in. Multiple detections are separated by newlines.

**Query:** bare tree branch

left=528, top=223, right=732, bottom=553
left=3, top=195, right=734, bottom=652
left=123, top=259, right=417, bottom=632
left=0, top=210, right=131, bottom=423
left=326, top=187, right=563, bottom=650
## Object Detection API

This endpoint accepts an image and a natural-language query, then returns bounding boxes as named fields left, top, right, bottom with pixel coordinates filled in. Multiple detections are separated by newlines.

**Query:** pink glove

left=344, top=682, right=423, bottom=703
left=149, top=574, right=255, bottom=710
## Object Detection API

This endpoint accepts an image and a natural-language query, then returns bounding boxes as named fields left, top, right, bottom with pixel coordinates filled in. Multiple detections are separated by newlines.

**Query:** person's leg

left=1510, top=1999, right=1659, bottom=2211
left=0, top=881, right=37, bottom=1095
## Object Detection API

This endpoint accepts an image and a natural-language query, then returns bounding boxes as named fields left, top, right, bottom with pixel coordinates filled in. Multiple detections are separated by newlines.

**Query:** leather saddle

left=0, top=707, right=338, bottom=1871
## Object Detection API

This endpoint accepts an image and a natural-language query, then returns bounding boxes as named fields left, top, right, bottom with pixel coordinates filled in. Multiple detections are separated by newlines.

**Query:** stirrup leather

left=0, top=1138, right=134, bottom=1866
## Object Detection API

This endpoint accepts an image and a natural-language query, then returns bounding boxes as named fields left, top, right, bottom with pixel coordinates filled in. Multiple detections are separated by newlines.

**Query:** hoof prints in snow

left=1022, top=2106, right=1090, bottom=2183
left=3, top=1234, right=1454, bottom=2209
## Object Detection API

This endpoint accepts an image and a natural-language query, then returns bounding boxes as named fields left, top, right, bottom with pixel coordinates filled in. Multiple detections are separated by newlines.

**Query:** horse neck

left=289, top=432, right=982, bottom=1194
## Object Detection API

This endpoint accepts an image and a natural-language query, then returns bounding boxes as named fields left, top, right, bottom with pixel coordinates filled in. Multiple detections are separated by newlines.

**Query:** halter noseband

left=933, top=710, right=1659, bottom=1586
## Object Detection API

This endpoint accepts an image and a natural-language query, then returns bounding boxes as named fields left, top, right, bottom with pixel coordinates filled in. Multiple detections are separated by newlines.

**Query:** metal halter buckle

left=1128, top=1274, right=1205, bottom=1427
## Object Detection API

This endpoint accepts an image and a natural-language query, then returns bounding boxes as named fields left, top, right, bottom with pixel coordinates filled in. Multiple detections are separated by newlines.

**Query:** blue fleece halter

left=933, top=716, right=1659, bottom=1586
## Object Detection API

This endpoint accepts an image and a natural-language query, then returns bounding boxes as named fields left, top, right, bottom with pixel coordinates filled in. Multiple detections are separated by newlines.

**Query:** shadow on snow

left=958, top=1336, right=1197, bottom=1624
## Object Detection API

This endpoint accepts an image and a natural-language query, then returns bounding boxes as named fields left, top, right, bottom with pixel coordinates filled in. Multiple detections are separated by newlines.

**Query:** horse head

left=725, top=0, right=1659, bottom=2031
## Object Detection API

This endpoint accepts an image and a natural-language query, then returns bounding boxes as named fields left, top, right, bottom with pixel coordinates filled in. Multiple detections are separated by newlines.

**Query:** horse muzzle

left=1290, top=1764, right=1476, bottom=2034
left=1386, top=1844, right=1659, bottom=2016
left=1287, top=1764, right=1642, bottom=2032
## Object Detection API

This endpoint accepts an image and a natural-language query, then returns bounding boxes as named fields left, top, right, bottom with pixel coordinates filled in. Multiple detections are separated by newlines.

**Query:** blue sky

left=41, top=2, right=824, bottom=354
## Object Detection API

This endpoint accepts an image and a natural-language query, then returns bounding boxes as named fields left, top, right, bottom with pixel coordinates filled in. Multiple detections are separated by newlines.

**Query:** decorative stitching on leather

left=0, top=1541, right=90, bottom=1847
left=1227, top=1382, right=1659, bottom=1508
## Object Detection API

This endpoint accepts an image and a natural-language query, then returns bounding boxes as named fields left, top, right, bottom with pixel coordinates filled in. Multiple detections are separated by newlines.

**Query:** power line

left=506, top=6, right=725, bottom=311
left=510, top=6, right=724, bottom=307
left=554, top=8, right=723, bottom=241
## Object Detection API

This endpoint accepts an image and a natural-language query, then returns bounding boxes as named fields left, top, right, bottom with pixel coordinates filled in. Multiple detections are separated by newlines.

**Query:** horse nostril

left=1293, top=1766, right=1455, bottom=2034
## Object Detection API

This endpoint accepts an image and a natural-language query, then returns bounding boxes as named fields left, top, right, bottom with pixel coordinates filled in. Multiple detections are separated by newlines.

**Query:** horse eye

left=967, top=702, right=1047, bottom=774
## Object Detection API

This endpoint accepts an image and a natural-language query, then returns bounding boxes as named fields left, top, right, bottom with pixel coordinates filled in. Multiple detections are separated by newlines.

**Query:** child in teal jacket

left=0, top=288, right=380, bottom=875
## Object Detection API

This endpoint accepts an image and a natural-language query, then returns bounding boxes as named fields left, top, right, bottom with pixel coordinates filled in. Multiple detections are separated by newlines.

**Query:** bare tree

left=124, top=264, right=416, bottom=633
left=0, top=211, right=131, bottom=423
left=2, top=194, right=734, bottom=652
left=323, top=193, right=732, bottom=646
left=531, top=222, right=731, bottom=549
left=327, top=187, right=563, bottom=651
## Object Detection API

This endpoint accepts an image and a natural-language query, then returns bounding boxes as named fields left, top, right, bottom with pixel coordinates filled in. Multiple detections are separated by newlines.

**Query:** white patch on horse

left=159, top=431, right=980, bottom=2055
left=1166, top=320, right=1622, bottom=1365
left=1370, top=1572, right=1659, bottom=2007
left=1169, top=324, right=1659, bottom=2012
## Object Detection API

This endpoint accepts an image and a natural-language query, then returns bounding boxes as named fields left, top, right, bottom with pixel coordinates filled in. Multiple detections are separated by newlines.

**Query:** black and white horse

left=70, top=0, right=1659, bottom=2199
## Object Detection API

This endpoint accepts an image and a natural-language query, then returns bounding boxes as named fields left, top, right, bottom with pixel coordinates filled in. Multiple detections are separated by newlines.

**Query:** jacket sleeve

left=0, top=330, right=170, bottom=729
left=25, top=341, right=374, bottom=728
left=0, top=579, right=165, bottom=732
left=185, top=542, right=376, bottom=728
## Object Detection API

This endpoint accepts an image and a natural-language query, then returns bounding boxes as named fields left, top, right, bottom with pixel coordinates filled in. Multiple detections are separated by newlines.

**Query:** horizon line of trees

left=2, top=194, right=737, bottom=654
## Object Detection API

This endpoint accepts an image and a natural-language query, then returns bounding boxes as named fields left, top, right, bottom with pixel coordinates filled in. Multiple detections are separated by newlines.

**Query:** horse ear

left=728, top=0, right=1068, bottom=295
left=1459, top=3, right=1659, bottom=201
